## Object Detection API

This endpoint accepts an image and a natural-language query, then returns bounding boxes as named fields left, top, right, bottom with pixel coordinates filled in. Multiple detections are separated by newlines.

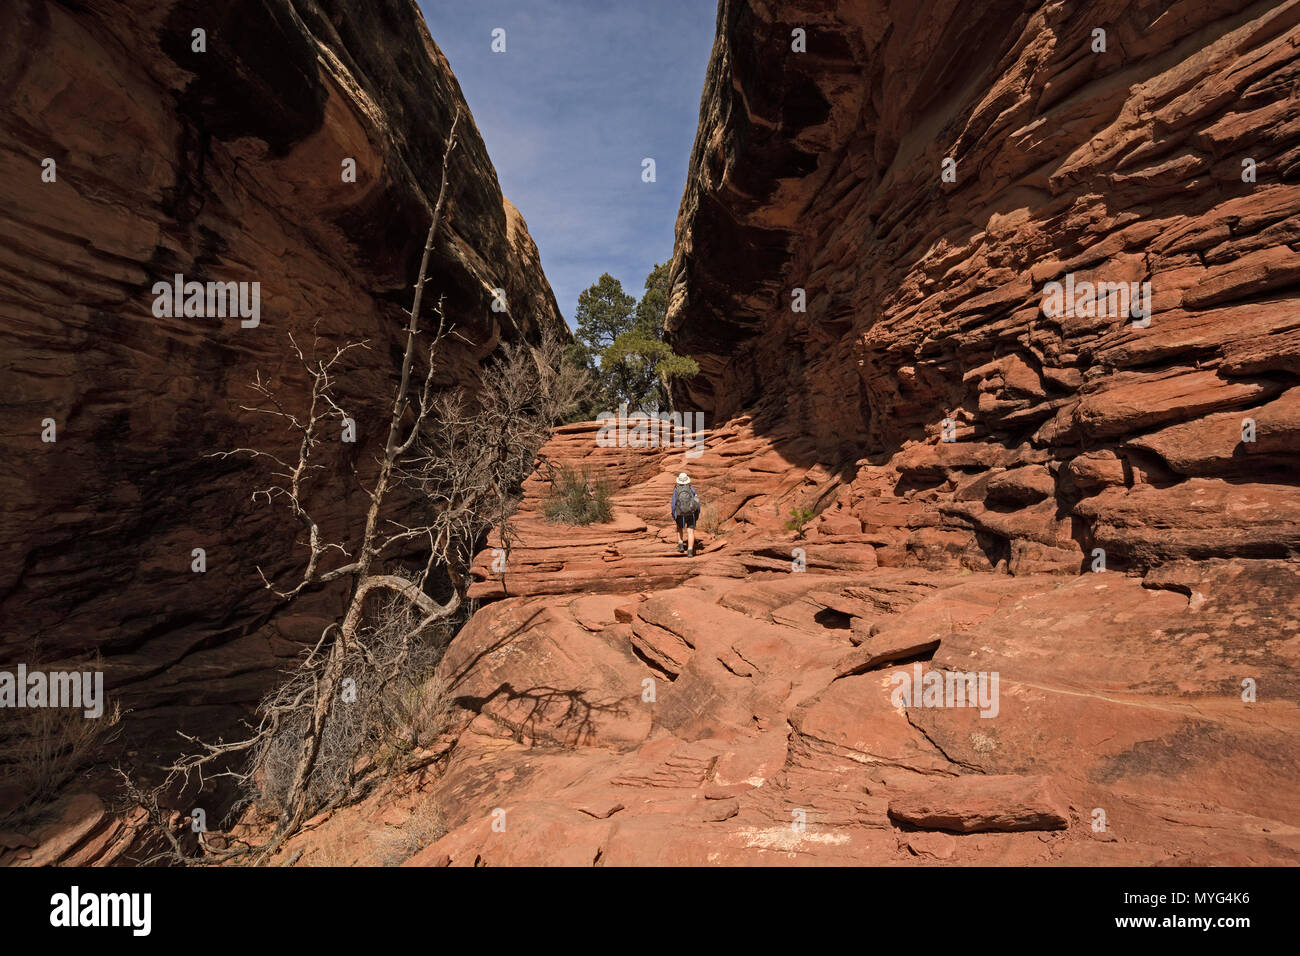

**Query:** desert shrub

left=245, top=585, right=459, bottom=820
left=698, top=501, right=725, bottom=535
left=372, top=799, right=446, bottom=866
left=542, top=465, right=612, bottom=525
left=0, top=667, right=121, bottom=828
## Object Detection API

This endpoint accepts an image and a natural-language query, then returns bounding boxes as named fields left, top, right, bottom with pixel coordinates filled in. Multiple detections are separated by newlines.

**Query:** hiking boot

left=687, top=545, right=696, bottom=558
left=677, top=542, right=687, bottom=553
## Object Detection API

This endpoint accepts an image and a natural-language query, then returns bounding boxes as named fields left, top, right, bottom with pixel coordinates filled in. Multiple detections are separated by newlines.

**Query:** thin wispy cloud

left=418, top=0, right=716, bottom=325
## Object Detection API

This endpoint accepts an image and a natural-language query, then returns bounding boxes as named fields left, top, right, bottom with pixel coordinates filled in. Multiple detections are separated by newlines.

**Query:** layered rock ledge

left=665, top=0, right=1300, bottom=574
left=236, top=420, right=1300, bottom=867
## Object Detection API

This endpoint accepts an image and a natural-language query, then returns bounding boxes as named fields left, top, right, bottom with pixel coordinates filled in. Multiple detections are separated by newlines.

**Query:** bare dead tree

left=140, top=110, right=469, bottom=864
left=127, top=107, right=588, bottom=866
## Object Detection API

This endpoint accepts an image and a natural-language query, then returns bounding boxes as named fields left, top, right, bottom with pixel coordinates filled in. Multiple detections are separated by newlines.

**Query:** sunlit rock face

left=257, top=419, right=1300, bottom=868
left=667, top=0, right=1300, bottom=573
left=0, top=0, right=563, bottom=748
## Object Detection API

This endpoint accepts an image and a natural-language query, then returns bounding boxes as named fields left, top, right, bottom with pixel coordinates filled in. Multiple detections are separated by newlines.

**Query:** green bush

left=786, top=506, right=815, bottom=532
left=543, top=465, right=613, bottom=525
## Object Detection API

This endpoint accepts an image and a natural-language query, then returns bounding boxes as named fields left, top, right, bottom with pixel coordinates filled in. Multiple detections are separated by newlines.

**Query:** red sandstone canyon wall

left=0, top=0, right=565, bottom=749
left=666, top=0, right=1300, bottom=575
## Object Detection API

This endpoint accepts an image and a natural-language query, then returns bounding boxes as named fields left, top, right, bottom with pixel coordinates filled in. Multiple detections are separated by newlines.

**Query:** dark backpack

left=673, top=485, right=699, bottom=516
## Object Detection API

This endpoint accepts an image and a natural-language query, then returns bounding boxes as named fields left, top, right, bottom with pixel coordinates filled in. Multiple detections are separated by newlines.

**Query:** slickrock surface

left=251, top=420, right=1299, bottom=866
left=666, top=0, right=1300, bottom=575
left=0, top=0, right=563, bottom=751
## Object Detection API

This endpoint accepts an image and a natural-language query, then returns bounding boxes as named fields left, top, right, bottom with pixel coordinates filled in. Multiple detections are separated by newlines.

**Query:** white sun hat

left=676, top=472, right=691, bottom=485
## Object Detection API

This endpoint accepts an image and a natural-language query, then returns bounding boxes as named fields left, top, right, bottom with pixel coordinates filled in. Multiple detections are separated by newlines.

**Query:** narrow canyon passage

left=2, top=0, right=1298, bottom=874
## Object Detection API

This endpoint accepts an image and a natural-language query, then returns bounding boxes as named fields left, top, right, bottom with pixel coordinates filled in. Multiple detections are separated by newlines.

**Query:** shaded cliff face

left=0, top=0, right=563, bottom=746
left=667, top=0, right=1300, bottom=574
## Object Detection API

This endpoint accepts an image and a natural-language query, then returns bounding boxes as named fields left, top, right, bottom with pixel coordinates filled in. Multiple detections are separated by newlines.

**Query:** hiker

left=671, top=472, right=701, bottom=557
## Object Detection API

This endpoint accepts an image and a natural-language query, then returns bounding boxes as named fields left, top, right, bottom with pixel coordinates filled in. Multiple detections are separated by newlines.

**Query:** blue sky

left=418, top=0, right=717, bottom=327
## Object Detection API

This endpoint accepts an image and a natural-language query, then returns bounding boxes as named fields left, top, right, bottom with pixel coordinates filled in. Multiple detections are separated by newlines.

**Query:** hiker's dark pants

left=675, top=514, right=696, bottom=532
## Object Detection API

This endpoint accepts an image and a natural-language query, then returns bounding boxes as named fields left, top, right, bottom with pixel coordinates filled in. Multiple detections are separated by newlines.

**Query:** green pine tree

left=577, top=262, right=698, bottom=412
